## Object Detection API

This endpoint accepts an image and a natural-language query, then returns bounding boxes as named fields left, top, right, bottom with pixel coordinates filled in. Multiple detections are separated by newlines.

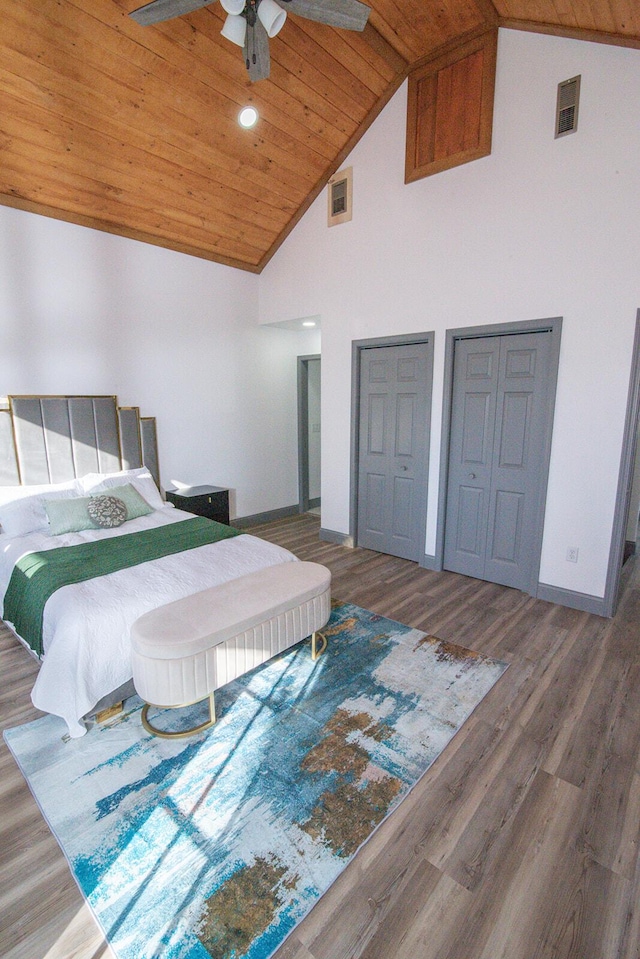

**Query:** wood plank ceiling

left=1, top=0, right=639, bottom=273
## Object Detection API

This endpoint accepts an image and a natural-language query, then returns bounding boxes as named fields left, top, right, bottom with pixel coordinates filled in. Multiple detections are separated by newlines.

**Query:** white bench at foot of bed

left=131, top=561, right=332, bottom=738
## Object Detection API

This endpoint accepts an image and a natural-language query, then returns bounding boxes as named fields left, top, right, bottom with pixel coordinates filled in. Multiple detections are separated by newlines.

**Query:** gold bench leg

left=311, top=630, right=328, bottom=661
left=141, top=691, right=216, bottom=739
left=95, top=701, right=124, bottom=724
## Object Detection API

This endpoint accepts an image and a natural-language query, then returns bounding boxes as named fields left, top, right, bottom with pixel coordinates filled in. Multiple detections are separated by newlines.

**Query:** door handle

left=469, top=473, right=476, bottom=479
left=400, top=465, right=408, bottom=471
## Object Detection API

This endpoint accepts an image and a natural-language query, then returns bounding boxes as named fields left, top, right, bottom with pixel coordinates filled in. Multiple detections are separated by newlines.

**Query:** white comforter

left=0, top=505, right=296, bottom=737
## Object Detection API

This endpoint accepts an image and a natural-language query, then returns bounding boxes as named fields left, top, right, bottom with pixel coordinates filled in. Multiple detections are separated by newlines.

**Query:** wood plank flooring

left=1, top=512, right=639, bottom=959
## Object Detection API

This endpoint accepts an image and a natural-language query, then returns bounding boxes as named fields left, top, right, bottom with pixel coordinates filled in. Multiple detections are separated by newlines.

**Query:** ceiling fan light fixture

left=257, top=0, right=286, bottom=37
left=129, top=0, right=371, bottom=83
left=219, top=0, right=246, bottom=14
left=221, top=12, right=247, bottom=46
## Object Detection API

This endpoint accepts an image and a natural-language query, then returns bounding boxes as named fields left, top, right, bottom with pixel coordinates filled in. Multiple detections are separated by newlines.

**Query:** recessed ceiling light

left=238, top=106, right=259, bottom=128
left=302, top=321, right=316, bottom=328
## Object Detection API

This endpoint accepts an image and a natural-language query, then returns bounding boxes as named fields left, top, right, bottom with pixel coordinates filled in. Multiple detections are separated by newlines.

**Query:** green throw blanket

left=2, top=517, right=240, bottom=657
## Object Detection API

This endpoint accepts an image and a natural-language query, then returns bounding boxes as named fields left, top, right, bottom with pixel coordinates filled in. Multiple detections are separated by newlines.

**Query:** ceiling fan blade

left=281, top=0, right=370, bottom=31
left=129, top=0, right=215, bottom=26
left=243, top=19, right=271, bottom=82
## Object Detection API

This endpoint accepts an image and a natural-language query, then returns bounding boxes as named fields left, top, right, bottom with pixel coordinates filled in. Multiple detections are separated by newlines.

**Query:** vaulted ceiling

left=2, top=0, right=639, bottom=273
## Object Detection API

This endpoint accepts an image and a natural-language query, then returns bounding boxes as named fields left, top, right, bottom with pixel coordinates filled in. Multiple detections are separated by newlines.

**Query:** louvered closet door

left=357, top=343, right=431, bottom=562
left=443, top=331, right=552, bottom=591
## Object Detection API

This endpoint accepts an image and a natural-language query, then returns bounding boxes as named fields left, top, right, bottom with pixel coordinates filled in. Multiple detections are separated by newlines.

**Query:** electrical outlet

left=566, top=547, right=579, bottom=563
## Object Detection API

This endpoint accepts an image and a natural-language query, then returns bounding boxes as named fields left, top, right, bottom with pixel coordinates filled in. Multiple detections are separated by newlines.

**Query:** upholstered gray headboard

left=0, top=395, right=160, bottom=489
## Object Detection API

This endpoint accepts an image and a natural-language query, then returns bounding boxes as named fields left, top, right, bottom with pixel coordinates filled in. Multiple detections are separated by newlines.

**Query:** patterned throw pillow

left=87, top=495, right=128, bottom=529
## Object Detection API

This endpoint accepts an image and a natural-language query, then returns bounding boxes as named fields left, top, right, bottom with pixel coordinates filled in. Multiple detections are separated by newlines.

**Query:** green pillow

left=102, top=483, right=153, bottom=521
left=44, top=496, right=97, bottom=535
left=44, top=484, right=152, bottom=535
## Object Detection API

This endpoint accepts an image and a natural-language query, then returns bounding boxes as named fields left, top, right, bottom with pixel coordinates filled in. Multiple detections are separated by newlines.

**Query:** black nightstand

left=166, top=485, right=230, bottom=526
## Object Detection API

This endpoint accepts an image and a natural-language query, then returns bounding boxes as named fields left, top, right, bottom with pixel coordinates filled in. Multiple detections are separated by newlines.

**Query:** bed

left=0, top=395, right=297, bottom=737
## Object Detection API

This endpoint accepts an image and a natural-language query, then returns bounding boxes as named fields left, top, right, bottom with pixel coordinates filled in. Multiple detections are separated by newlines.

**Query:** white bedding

left=0, top=504, right=297, bottom=737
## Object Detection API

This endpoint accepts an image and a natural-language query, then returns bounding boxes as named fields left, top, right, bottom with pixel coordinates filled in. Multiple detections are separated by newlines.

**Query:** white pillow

left=78, top=467, right=164, bottom=511
left=0, top=481, right=81, bottom=537
left=0, top=480, right=79, bottom=507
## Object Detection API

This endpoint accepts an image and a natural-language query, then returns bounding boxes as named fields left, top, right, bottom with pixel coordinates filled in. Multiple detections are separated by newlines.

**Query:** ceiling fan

left=129, top=0, right=371, bottom=82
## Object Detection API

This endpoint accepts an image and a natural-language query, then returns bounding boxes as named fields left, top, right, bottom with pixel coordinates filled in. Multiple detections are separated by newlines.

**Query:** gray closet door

left=357, top=343, right=431, bottom=562
left=443, top=330, right=552, bottom=591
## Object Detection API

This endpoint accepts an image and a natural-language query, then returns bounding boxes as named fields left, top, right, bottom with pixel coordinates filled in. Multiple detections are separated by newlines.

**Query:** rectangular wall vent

left=555, top=75, right=581, bottom=138
left=327, top=166, right=353, bottom=226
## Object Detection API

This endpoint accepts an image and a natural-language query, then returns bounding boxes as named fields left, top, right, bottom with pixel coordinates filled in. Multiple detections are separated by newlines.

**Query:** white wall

left=259, top=29, right=640, bottom=600
left=0, top=206, right=319, bottom=518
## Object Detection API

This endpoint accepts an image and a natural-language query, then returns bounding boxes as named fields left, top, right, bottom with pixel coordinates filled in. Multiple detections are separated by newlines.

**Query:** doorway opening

left=604, top=308, right=640, bottom=616
left=298, top=355, right=321, bottom=516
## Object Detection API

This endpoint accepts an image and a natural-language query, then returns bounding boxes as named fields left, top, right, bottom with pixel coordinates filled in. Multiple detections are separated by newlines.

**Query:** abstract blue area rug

left=5, top=602, right=507, bottom=959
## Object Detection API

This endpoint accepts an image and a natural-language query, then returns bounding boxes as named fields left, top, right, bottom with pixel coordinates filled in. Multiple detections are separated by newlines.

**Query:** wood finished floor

left=1, top=513, right=640, bottom=959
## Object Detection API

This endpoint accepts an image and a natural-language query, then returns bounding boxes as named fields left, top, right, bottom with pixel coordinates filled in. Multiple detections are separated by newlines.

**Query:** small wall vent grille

left=332, top=180, right=347, bottom=216
left=327, top=167, right=353, bottom=226
left=555, top=75, right=580, bottom=138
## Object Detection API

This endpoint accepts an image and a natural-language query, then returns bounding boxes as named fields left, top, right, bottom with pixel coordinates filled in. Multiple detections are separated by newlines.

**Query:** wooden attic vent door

left=405, top=30, right=498, bottom=183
